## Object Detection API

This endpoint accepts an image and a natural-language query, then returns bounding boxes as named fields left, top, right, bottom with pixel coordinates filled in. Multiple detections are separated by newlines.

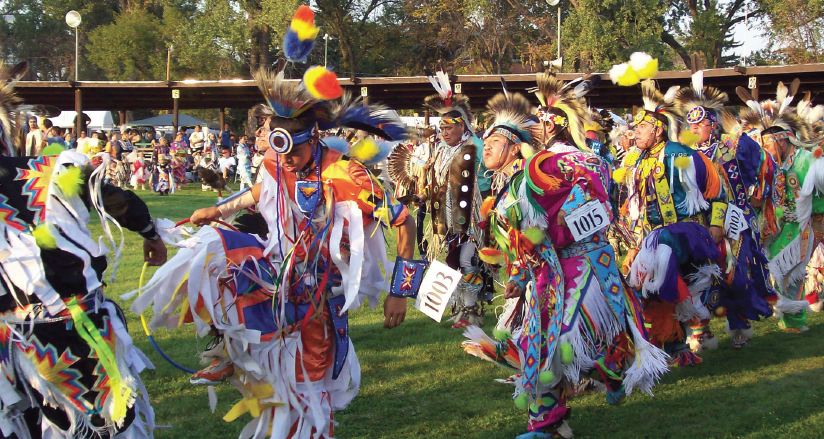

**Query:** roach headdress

left=424, top=70, right=473, bottom=130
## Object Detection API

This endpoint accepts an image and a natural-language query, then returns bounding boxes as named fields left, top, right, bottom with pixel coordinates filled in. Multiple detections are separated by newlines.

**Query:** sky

left=731, top=15, right=769, bottom=58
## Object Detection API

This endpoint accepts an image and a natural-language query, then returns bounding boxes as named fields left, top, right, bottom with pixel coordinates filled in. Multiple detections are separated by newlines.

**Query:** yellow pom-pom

left=523, top=227, right=545, bottom=245
left=678, top=130, right=700, bottom=148
left=33, top=223, right=57, bottom=249
left=613, top=167, right=628, bottom=184
left=55, top=166, right=84, bottom=198
left=609, top=63, right=639, bottom=87
left=674, top=156, right=692, bottom=170
left=303, top=66, right=343, bottom=100
left=630, top=52, right=658, bottom=79
left=349, top=138, right=380, bottom=163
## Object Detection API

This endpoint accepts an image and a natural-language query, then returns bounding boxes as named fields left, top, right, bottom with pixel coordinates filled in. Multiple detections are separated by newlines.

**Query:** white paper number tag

left=414, top=260, right=461, bottom=322
left=724, top=204, right=749, bottom=240
left=564, top=200, right=609, bottom=242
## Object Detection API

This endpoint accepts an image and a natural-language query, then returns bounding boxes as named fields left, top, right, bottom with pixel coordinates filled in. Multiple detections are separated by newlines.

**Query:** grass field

left=100, top=186, right=824, bottom=439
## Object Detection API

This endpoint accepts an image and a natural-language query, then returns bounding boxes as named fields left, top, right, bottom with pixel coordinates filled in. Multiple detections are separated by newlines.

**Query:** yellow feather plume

left=55, top=166, right=84, bottom=198
left=32, top=223, right=57, bottom=249
left=349, top=138, right=380, bottom=163
left=678, top=130, right=700, bottom=149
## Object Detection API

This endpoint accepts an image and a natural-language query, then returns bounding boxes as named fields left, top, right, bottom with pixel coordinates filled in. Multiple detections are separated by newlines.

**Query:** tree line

left=1, top=0, right=821, bottom=82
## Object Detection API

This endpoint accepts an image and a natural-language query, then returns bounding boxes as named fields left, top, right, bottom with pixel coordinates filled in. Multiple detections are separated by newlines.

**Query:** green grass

left=99, top=186, right=824, bottom=438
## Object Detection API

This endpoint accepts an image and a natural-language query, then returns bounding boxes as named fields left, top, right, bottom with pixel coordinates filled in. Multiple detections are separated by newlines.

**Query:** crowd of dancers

left=0, top=6, right=822, bottom=439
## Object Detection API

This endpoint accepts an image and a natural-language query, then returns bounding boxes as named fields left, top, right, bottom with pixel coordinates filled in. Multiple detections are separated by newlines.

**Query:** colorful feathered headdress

left=424, top=70, right=473, bottom=129
left=797, top=91, right=824, bottom=141
left=737, top=79, right=811, bottom=141
left=483, top=92, right=536, bottom=151
left=674, top=70, right=729, bottom=126
left=528, top=72, right=596, bottom=150
left=635, top=79, right=680, bottom=141
left=0, top=61, right=25, bottom=157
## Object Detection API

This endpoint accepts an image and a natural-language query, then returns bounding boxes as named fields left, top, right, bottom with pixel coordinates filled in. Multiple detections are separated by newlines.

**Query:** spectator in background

left=217, top=146, right=236, bottom=181
left=64, top=131, right=75, bottom=149
left=189, top=125, right=205, bottom=154
left=204, top=132, right=218, bottom=161
left=45, top=125, right=64, bottom=148
left=25, top=116, right=42, bottom=155
left=219, top=123, right=231, bottom=147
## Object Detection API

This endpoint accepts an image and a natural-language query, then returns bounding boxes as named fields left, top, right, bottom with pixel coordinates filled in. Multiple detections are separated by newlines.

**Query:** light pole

left=546, top=0, right=561, bottom=64
left=65, top=10, right=81, bottom=81
left=323, top=33, right=332, bottom=67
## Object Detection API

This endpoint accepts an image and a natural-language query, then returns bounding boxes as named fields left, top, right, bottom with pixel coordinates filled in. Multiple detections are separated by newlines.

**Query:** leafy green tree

left=760, top=0, right=824, bottom=63
left=86, top=7, right=166, bottom=80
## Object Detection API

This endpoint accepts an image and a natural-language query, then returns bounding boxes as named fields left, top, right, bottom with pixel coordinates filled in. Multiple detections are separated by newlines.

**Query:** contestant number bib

left=565, top=200, right=609, bottom=242
left=415, top=260, right=461, bottom=322
left=724, top=204, right=749, bottom=240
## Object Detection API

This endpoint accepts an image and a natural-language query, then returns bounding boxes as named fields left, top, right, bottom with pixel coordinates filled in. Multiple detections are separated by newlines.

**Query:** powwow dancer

left=736, top=81, right=824, bottom=332
left=796, top=94, right=824, bottom=311
left=390, top=70, right=490, bottom=328
left=462, top=91, right=667, bottom=439
left=611, top=67, right=727, bottom=367
left=673, top=71, right=776, bottom=349
left=527, top=72, right=595, bottom=154
left=0, top=62, right=164, bottom=438
left=131, top=7, right=420, bottom=437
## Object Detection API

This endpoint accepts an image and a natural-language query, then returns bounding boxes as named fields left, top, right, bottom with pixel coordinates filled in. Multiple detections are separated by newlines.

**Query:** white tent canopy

left=48, top=111, right=115, bottom=132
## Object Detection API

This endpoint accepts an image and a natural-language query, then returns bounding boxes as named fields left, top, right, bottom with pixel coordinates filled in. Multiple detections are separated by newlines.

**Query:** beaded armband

left=389, top=257, right=429, bottom=298
left=710, top=201, right=727, bottom=228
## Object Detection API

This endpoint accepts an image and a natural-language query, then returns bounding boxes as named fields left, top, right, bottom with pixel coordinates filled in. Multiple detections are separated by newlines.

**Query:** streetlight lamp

left=546, top=0, right=561, bottom=67
left=323, top=33, right=333, bottom=67
left=65, top=10, right=81, bottom=81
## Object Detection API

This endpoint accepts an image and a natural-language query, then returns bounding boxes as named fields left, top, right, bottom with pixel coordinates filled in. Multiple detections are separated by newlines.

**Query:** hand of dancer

left=709, top=225, right=724, bottom=244
left=190, top=206, right=221, bottom=226
left=144, top=237, right=167, bottom=266
left=383, top=295, right=407, bottom=328
left=504, top=282, right=524, bottom=299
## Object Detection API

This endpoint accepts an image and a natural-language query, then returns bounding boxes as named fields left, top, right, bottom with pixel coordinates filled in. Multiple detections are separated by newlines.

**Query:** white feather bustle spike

left=664, top=86, right=680, bottom=103
left=691, top=71, right=704, bottom=99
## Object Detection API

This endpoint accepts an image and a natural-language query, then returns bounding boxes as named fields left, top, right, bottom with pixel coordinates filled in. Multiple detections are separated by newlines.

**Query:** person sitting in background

left=217, top=145, right=236, bottom=180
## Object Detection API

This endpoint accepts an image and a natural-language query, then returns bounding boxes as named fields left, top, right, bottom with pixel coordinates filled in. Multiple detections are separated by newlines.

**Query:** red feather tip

left=294, top=5, right=315, bottom=22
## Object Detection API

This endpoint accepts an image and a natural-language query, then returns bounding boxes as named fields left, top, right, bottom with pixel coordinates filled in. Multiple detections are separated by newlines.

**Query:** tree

left=760, top=0, right=824, bottom=64
left=562, top=0, right=671, bottom=72
left=664, top=0, right=764, bottom=69
left=86, top=7, right=166, bottom=80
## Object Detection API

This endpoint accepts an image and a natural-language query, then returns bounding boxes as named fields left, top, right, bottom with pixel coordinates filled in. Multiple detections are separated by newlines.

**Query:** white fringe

left=774, top=295, right=811, bottom=318
left=629, top=241, right=673, bottom=297
left=623, top=322, right=669, bottom=396
left=560, top=266, right=622, bottom=383
left=677, top=156, right=710, bottom=215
